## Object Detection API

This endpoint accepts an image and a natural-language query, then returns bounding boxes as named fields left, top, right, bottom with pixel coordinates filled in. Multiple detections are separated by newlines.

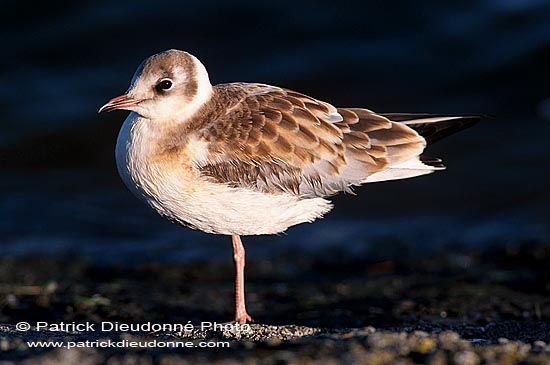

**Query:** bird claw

left=234, top=311, right=253, bottom=324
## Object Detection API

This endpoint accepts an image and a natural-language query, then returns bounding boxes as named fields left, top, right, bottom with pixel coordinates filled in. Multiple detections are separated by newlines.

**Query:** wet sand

left=0, top=241, right=549, bottom=364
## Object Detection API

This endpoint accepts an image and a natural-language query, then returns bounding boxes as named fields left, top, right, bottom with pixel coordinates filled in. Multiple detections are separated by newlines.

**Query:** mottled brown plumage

left=190, top=83, right=426, bottom=197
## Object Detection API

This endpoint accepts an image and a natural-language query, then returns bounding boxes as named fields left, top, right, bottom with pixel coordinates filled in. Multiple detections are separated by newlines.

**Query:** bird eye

left=156, top=78, right=173, bottom=92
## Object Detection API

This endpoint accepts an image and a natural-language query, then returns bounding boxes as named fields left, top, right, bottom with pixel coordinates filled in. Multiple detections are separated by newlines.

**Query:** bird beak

left=98, top=94, right=142, bottom=113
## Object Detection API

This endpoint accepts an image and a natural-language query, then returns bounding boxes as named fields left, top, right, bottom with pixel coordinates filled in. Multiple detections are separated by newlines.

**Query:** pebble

left=453, top=350, right=480, bottom=365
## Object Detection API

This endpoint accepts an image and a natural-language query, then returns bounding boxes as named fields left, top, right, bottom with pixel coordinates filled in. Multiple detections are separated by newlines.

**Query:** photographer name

left=28, top=321, right=250, bottom=332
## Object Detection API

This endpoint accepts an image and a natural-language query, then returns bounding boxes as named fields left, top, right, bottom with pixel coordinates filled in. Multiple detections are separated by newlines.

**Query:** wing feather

left=192, top=83, right=445, bottom=197
left=381, top=113, right=480, bottom=144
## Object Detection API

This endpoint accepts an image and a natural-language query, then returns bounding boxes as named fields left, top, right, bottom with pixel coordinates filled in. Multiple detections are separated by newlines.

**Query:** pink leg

left=232, top=235, right=252, bottom=324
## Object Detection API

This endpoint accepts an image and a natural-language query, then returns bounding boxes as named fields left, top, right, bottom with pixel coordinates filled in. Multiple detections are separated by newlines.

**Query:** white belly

left=115, top=113, right=333, bottom=235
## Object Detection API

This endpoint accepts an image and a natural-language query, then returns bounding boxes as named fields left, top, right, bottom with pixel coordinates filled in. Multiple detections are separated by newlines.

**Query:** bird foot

left=234, top=310, right=253, bottom=324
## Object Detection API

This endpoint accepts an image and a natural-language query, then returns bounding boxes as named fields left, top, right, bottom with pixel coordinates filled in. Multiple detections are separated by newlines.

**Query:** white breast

left=115, top=112, right=147, bottom=199
left=115, top=114, right=333, bottom=235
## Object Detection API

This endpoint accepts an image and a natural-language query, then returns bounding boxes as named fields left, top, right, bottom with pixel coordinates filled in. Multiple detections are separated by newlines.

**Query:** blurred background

left=1, top=0, right=549, bottom=264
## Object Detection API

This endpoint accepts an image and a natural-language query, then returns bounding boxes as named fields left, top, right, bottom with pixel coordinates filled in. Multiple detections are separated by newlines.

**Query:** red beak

left=98, top=94, right=142, bottom=113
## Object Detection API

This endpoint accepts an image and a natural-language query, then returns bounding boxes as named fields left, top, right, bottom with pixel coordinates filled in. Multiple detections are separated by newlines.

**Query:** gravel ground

left=0, top=241, right=549, bottom=364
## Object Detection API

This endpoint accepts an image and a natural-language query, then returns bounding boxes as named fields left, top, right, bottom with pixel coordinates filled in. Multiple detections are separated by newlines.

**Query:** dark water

left=2, top=1, right=550, bottom=264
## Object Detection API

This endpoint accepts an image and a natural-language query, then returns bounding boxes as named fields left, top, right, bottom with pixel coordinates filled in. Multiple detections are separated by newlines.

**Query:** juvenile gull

left=99, top=49, right=479, bottom=324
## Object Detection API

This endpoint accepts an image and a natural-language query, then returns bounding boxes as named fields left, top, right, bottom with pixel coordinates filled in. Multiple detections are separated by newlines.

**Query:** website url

left=27, top=339, right=230, bottom=349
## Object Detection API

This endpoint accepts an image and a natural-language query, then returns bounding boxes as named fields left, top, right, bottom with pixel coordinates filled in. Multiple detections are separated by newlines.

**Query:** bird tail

left=362, top=114, right=481, bottom=183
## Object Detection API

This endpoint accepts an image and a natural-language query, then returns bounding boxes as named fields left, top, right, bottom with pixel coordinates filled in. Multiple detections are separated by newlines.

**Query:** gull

left=99, top=49, right=479, bottom=324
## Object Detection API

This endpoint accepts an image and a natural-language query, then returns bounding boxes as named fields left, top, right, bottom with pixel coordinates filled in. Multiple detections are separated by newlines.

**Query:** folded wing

left=191, top=83, right=477, bottom=197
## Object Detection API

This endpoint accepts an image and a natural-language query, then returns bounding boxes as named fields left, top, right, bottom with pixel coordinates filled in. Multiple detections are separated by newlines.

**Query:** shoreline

left=0, top=241, right=548, bottom=364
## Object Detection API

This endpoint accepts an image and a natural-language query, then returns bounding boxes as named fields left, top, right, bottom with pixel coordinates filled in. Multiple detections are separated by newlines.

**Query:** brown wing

left=192, top=83, right=426, bottom=197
